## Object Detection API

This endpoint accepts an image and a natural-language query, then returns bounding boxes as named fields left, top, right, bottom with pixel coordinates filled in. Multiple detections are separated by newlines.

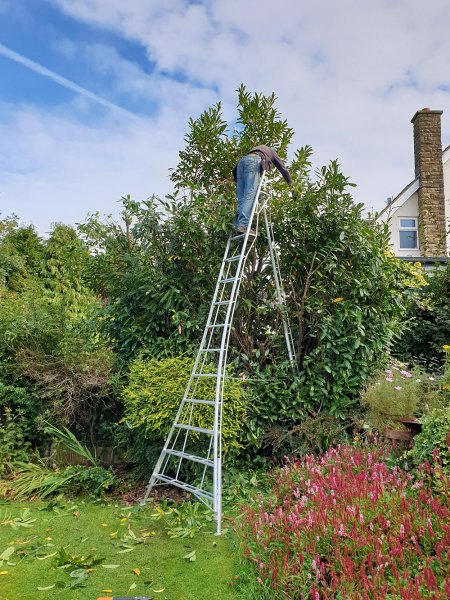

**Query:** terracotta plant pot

left=384, top=428, right=414, bottom=442
left=394, top=417, right=422, bottom=436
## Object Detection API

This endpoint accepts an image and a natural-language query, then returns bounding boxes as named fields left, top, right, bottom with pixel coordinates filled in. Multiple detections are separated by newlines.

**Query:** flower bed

left=238, top=445, right=450, bottom=599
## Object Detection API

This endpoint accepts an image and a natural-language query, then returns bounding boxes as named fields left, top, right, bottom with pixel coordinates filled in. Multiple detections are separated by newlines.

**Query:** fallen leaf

left=44, top=537, right=52, bottom=541
left=37, top=584, right=56, bottom=590
left=72, top=511, right=81, bottom=517
left=101, top=523, right=108, bottom=527
left=129, top=582, right=137, bottom=590
left=0, top=571, right=9, bottom=576
left=109, top=531, right=118, bottom=538
left=36, top=552, right=57, bottom=561
left=0, top=547, right=15, bottom=562
left=101, top=590, right=113, bottom=593
left=132, top=568, right=141, bottom=576
left=153, top=588, right=165, bottom=593
left=101, top=564, right=120, bottom=569
left=183, top=550, right=197, bottom=562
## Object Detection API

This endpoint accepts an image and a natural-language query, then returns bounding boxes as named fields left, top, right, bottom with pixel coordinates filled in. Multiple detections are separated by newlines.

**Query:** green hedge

left=123, top=356, right=247, bottom=459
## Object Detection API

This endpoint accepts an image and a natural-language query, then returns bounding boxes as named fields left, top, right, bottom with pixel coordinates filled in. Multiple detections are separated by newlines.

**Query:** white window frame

left=398, top=217, right=418, bottom=250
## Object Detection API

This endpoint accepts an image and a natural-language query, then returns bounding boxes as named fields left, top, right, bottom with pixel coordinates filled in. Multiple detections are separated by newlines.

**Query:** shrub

left=395, top=263, right=450, bottom=365
left=0, top=289, right=117, bottom=431
left=360, top=363, right=444, bottom=431
left=262, top=413, right=352, bottom=458
left=237, top=445, right=450, bottom=599
left=123, top=356, right=247, bottom=459
left=81, top=88, right=417, bottom=427
left=408, top=407, right=450, bottom=472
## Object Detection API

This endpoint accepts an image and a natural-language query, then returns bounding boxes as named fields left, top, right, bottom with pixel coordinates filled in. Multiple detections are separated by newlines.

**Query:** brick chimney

left=411, top=108, right=446, bottom=256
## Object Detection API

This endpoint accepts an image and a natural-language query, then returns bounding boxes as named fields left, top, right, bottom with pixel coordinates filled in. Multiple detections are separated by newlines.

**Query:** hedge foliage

left=123, top=356, right=247, bottom=458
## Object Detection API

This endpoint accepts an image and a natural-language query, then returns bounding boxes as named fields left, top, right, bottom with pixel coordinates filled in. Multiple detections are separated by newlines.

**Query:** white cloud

left=3, top=0, right=450, bottom=232
left=0, top=103, right=180, bottom=234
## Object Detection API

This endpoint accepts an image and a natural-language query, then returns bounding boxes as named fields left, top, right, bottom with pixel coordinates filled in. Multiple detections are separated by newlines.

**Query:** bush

left=0, top=289, right=117, bottom=433
left=123, top=356, right=247, bottom=460
left=395, top=263, right=450, bottom=365
left=360, top=363, right=444, bottom=431
left=80, top=89, right=418, bottom=428
left=408, top=407, right=450, bottom=472
left=237, top=444, right=450, bottom=599
left=262, top=413, right=353, bottom=458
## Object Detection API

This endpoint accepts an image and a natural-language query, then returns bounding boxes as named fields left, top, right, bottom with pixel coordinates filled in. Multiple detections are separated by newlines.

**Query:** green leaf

left=183, top=550, right=197, bottom=562
left=0, top=547, right=15, bottom=562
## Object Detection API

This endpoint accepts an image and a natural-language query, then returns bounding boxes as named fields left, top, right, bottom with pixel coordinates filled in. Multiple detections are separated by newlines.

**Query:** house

left=377, top=109, right=450, bottom=264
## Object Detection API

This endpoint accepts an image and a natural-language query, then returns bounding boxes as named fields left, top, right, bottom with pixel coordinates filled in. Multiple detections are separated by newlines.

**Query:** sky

left=0, top=0, right=449, bottom=235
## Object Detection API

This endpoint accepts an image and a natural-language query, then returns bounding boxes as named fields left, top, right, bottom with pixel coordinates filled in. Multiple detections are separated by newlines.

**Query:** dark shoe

left=234, top=226, right=256, bottom=236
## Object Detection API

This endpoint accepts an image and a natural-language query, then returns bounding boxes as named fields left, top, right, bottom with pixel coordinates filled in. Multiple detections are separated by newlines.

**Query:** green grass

left=0, top=499, right=238, bottom=600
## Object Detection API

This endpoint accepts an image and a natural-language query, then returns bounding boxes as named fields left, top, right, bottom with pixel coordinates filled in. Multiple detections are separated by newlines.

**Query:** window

left=399, top=218, right=418, bottom=249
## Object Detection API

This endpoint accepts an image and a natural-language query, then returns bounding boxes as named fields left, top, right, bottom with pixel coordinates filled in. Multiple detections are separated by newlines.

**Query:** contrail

left=0, top=42, right=138, bottom=120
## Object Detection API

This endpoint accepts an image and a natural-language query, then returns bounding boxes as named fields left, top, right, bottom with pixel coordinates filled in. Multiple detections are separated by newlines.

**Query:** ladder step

left=224, top=255, right=241, bottom=263
left=200, top=347, right=221, bottom=352
left=208, top=323, right=226, bottom=329
left=153, top=474, right=214, bottom=501
left=219, top=277, right=237, bottom=283
left=230, top=233, right=245, bottom=240
left=164, top=449, right=214, bottom=467
left=185, top=398, right=215, bottom=405
left=174, top=424, right=214, bottom=435
left=213, top=300, right=230, bottom=306
left=193, top=373, right=218, bottom=378
left=193, top=373, right=217, bottom=378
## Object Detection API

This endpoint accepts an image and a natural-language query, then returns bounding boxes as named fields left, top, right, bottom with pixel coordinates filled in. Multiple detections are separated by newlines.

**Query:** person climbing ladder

left=233, top=144, right=291, bottom=234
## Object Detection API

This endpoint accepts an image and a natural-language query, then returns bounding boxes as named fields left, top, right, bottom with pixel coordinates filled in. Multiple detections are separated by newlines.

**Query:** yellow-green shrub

left=123, top=356, right=247, bottom=458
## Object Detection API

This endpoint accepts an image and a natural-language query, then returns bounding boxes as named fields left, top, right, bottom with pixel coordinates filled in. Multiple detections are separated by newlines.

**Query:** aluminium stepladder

left=143, top=174, right=297, bottom=534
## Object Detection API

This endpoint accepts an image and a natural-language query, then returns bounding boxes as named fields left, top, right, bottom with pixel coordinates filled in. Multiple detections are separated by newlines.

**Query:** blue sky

left=1, top=0, right=450, bottom=234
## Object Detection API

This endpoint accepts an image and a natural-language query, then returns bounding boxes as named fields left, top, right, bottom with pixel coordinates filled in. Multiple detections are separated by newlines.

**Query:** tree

left=78, top=86, right=419, bottom=451
left=0, top=219, right=117, bottom=442
left=0, top=217, right=44, bottom=291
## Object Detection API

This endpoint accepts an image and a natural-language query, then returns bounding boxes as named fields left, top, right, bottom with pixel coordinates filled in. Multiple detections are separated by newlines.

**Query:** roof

left=376, top=143, right=449, bottom=221
left=376, top=177, right=419, bottom=220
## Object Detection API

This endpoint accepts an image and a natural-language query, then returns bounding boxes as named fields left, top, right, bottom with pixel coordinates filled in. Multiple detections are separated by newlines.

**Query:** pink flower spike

left=386, top=377, right=393, bottom=382
left=394, top=386, right=402, bottom=391
left=385, top=369, right=392, bottom=375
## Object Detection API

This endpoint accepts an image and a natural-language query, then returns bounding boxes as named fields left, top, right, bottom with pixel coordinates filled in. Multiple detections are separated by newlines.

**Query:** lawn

left=0, top=499, right=238, bottom=600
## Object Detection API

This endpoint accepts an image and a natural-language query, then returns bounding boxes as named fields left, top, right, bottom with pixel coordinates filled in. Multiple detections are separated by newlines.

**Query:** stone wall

left=411, top=109, right=447, bottom=256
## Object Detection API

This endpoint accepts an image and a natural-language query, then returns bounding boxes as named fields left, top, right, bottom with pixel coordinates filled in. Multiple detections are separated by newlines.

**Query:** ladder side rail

left=144, top=234, right=237, bottom=500
left=191, top=247, right=239, bottom=382
left=212, top=205, right=264, bottom=521
left=263, top=205, right=298, bottom=367
left=212, top=174, right=266, bottom=534
left=145, top=196, right=251, bottom=499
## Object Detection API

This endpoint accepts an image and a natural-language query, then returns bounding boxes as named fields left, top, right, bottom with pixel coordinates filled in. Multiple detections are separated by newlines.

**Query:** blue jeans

left=234, top=154, right=262, bottom=229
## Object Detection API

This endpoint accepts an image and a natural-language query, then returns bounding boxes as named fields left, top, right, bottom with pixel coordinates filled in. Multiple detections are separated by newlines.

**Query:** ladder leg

left=263, top=207, right=298, bottom=368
